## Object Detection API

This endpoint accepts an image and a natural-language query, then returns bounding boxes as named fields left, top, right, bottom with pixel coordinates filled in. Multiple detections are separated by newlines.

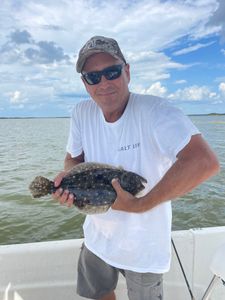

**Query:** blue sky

left=0, top=0, right=225, bottom=117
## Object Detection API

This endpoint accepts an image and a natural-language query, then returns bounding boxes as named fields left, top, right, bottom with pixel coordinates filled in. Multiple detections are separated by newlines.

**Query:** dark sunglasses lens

left=84, top=72, right=101, bottom=85
left=104, top=65, right=122, bottom=80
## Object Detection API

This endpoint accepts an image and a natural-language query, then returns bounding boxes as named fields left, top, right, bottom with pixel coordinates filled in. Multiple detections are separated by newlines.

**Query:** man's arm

left=64, top=152, right=84, bottom=172
left=111, top=134, right=220, bottom=213
left=52, top=152, right=84, bottom=206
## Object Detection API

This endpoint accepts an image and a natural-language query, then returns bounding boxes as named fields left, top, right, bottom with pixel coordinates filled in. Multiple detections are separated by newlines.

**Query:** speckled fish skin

left=29, top=162, right=147, bottom=214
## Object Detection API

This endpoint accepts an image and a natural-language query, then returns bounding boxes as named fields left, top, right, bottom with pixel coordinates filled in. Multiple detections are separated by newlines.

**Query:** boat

left=1, top=226, right=225, bottom=300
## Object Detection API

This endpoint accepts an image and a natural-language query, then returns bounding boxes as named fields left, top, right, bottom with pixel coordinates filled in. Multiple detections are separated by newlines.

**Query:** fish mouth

left=140, top=176, right=148, bottom=192
left=140, top=176, right=147, bottom=184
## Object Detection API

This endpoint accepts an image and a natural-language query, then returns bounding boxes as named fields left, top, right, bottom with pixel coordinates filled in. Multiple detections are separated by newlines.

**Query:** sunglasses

left=82, top=64, right=125, bottom=85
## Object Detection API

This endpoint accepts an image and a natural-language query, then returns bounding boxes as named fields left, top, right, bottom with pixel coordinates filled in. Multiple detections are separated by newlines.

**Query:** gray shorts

left=77, top=244, right=163, bottom=300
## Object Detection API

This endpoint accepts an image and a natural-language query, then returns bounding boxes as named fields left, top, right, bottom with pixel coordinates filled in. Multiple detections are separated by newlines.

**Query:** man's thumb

left=54, top=171, right=67, bottom=187
left=111, top=178, right=122, bottom=194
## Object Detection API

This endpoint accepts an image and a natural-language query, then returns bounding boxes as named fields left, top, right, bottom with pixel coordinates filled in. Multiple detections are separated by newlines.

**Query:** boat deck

left=1, top=226, right=225, bottom=300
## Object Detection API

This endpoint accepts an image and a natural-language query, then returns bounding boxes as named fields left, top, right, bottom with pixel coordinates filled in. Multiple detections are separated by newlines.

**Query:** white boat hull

left=1, top=226, right=225, bottom=300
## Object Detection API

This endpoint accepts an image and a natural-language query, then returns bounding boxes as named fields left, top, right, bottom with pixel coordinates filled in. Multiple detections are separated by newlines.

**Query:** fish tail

left=29, top=176, right=54, bottom=198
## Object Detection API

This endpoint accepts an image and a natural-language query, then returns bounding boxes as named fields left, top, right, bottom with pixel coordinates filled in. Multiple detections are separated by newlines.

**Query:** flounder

left=29, top=162, right=147, bottom=214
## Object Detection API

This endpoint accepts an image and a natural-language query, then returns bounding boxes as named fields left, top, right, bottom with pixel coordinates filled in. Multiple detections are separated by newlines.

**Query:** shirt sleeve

left=66, top=104, right=83, bottom=158
left=152, top=101, right=200, bottom=161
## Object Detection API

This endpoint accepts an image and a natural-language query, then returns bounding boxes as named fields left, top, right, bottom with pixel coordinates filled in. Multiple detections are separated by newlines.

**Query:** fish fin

left=68, top=162, right=118, bottom=174
left=117, top=165, right=124, bottom=170
left=29, top=176, right=53, bottom=198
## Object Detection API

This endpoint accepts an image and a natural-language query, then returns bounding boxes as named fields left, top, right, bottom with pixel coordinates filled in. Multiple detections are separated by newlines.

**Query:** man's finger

left=59, top=190, right=69, bottom=204
left=111, top=178, right=123, bottom=195
left=54, top=171, right=67, bottom=187
left=67, top=194, right=75, bottom=207
left=52, top=187, right=63, bottom=199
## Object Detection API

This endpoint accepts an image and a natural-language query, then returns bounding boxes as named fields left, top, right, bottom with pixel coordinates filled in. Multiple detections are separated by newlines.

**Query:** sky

left=0, top=0, right=225, bottom=117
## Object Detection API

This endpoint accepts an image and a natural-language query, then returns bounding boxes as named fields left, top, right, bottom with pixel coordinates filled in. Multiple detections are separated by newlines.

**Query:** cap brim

left=76, top=50, right=121, bottom=73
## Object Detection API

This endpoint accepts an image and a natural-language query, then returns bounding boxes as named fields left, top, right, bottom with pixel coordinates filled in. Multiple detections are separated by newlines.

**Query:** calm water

left=0, top=116, right=224, bottom=245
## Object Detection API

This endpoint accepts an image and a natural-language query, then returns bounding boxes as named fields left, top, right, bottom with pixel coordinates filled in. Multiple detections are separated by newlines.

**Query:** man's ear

left=124, top=63, right=130, bottom=84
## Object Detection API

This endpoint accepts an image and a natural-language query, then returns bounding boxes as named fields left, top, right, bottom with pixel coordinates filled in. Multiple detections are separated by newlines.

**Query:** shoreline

left=1, top=113, right=225, bottom=119
left=0, top=116, right=70, bottom=119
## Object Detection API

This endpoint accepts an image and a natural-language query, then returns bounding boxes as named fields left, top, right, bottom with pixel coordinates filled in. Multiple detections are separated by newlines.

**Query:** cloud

left=168, top=83, right=225, bottom=102
left=134, top=81, right=225, bottom=104
left=208, top=0, right=225, bottom=42
left=25, top=40, right=70, bottom=64
left=173, top=41, right=215, bottom=56
left=3, top=0, right=219, bottom=52
left=219, top=82, right=225, bottom=96
left=140, top=82, right=167, bottom=98
left=10, top=29, right=33, bottom=44
left=41, top=24, right=65, bottom=31
left=128, top=50, right=185, bottom=88
left=168, top=85, right=214, bottom=101
left=0, top=29, right=71, bottom=65
left=9, top=90, right=28, bottom=106
left=175, top=80, right=187, bottom=84
left=10, top=91, right=22, bottom=104
left=1, top=1, right=220, bottom=67
left=1, top=0, right=224, bottom=116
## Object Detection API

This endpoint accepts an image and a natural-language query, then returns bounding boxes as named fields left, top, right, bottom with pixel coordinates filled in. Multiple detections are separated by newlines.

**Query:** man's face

left=81, top=52, right=130, bottom=120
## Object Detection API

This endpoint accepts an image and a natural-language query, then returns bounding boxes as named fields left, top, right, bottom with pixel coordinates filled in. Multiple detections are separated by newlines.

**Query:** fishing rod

left=171, top=238, right=196, bottom=300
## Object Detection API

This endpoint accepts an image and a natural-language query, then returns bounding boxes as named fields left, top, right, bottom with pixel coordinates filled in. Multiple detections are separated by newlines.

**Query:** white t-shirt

left=67, top=93, right=200, bottom=273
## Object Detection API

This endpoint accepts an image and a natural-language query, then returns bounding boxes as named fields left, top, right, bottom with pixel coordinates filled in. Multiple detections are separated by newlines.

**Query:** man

left=53, top=36, right=220, bottom=300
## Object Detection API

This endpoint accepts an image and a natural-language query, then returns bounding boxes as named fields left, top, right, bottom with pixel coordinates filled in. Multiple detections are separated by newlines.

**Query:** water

left=0, top=116, right=224, bottom=245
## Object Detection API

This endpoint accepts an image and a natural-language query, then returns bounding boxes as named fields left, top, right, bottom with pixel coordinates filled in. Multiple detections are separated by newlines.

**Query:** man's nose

left=99, top=74, right=110, bottom=85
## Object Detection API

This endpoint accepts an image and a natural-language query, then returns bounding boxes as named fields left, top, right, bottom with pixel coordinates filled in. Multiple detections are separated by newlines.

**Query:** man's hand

left=111, top=179, right=143, bottom=213
left=52, top=171, right=75, bottom=207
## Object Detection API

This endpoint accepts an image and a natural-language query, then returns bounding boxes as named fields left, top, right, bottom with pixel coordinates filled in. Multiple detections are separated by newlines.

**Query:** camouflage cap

left=76, top=36, right=126, bottom=73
